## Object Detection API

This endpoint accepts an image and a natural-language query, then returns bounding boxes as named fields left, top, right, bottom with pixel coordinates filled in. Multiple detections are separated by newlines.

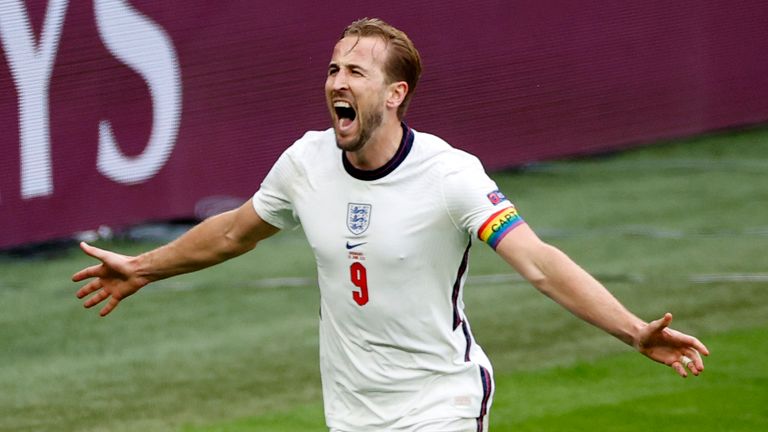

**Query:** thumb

left=72, top=242, right=111, bottom=282
left=646, top=312, right=673, bottom=335
left=635, top=312, right=673, bottom=352
left=80, top=241, right=108, bottom=261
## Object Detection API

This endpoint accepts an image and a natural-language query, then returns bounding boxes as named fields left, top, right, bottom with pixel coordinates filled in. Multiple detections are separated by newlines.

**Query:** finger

left=72, top=243, right=112, bottom=282
left=72, top=264, right=105, bottom=282
left=647, top=312, right=673, bottom=333
left=679, top=354, right=700, bottom=376
left=687, top=361, right=701, bottom=376
left=99, top=297, right=120, bottom=317
left=76, top=279, right=102, bottom=299
left=83, top=289, right=110, bottom=308
left=691, top=338, right=710, bottom=357
left=79, top=241, right=109, bottom=260
left=671, top=360, right=688, bottom=378
left=687, top=348, right=705, bottom=373
left=668, top=331, right=710, bottom=363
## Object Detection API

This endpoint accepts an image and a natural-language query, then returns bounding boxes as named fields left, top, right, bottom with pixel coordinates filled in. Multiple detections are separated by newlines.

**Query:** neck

left=345, top=119, right=403, bottom=171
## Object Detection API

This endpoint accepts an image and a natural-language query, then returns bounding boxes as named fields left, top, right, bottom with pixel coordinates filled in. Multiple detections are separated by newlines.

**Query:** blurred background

left=1, top=0, right=766, bottom=249
left=1, top=1, right=767, bottom=431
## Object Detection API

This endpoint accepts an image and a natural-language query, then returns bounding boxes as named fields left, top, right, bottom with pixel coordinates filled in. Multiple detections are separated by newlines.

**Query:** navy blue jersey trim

left=342, top=122, right=414, bottom=181
left=452, top=241, right=471, bottom=330
left=477, top=366, right=493, bottom=430
left=462, top=320, right=473, bottom=362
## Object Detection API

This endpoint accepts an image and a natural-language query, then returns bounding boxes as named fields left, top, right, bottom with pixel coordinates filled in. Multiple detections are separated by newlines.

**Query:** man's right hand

left=72, top=242, right=150, bottom=317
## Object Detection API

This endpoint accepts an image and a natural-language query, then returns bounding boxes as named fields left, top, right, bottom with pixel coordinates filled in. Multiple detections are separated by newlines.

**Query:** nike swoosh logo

left=346, top=241, right=367, bottom=250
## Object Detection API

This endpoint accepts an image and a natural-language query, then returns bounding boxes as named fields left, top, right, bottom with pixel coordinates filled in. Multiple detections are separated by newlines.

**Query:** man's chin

left=334, top=128, right=360, bottom=150
left=335, top=133, right=367, bottom=152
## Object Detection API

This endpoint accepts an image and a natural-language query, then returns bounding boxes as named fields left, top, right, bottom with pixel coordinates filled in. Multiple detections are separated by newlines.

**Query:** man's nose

left=331, top=70, right=349, bottom=90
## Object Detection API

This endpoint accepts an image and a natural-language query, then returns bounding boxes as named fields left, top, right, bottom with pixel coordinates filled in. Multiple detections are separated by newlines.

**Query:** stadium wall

left=1, top=1, right=767, bottom=248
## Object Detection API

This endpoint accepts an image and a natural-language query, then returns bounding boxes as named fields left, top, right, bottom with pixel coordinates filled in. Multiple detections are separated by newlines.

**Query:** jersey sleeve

left=251, top=149, right=301, bottom=231
left=442, top=154, right=525, bottom=249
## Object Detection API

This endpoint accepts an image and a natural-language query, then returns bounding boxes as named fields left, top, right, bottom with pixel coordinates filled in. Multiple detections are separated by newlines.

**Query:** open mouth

left=334, top=101, right=357, bottom=128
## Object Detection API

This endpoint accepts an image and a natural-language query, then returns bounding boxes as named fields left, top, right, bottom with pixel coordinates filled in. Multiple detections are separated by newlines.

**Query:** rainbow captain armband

left=478, top=206, right=524, bottom=249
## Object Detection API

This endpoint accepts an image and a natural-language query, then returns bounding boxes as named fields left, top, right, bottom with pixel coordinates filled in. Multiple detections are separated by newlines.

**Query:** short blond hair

left=342, top=18, right=422, bottom=120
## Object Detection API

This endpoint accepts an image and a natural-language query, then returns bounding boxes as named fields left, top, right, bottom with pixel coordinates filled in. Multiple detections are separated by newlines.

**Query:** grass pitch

left=1, top=126, right=767, bottom=431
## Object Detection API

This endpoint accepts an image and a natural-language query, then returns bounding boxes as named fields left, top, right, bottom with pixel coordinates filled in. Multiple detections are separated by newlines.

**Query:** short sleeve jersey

left=252, top=124, right=524, bottom=431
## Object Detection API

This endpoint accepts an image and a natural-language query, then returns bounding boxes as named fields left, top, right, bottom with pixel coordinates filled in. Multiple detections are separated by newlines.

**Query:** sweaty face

left=325, top=36, right=390, bottom=152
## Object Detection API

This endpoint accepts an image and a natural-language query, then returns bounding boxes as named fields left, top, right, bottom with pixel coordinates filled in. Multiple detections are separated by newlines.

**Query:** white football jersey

left=252, top=124, right=524, bottom=431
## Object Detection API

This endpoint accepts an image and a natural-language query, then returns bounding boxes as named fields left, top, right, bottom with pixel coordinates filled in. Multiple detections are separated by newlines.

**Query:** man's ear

left=386, top=81, right=408, bottom=110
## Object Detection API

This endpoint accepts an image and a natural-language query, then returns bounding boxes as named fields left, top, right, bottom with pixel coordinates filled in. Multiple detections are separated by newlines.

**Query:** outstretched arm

left=72, top=199, right=279, bottom=316
left=495, top=224, right=709, bottom=377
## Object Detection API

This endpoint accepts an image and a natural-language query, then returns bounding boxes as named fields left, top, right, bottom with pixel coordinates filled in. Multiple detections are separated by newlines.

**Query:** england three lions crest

left=347, top=203, right=372, bottom=235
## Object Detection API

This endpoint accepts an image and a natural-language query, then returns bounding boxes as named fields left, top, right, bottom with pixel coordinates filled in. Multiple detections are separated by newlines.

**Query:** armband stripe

left=478, top=206, right=524, bottom=249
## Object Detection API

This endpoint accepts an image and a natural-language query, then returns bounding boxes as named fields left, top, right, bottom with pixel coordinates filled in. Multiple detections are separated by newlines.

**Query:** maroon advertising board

left=1, top=1, right=767, bottom=248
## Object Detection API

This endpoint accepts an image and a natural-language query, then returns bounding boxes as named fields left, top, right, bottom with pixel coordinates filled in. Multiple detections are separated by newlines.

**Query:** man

left=73, top=18, right=709, bottom=432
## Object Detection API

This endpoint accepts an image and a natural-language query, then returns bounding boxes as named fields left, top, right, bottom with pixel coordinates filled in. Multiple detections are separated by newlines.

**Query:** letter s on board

left=94, top=0, right=182, bottom=185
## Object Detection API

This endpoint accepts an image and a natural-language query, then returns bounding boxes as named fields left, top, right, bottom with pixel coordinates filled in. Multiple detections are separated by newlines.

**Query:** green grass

left=1, top=126, right=767, bottom=431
